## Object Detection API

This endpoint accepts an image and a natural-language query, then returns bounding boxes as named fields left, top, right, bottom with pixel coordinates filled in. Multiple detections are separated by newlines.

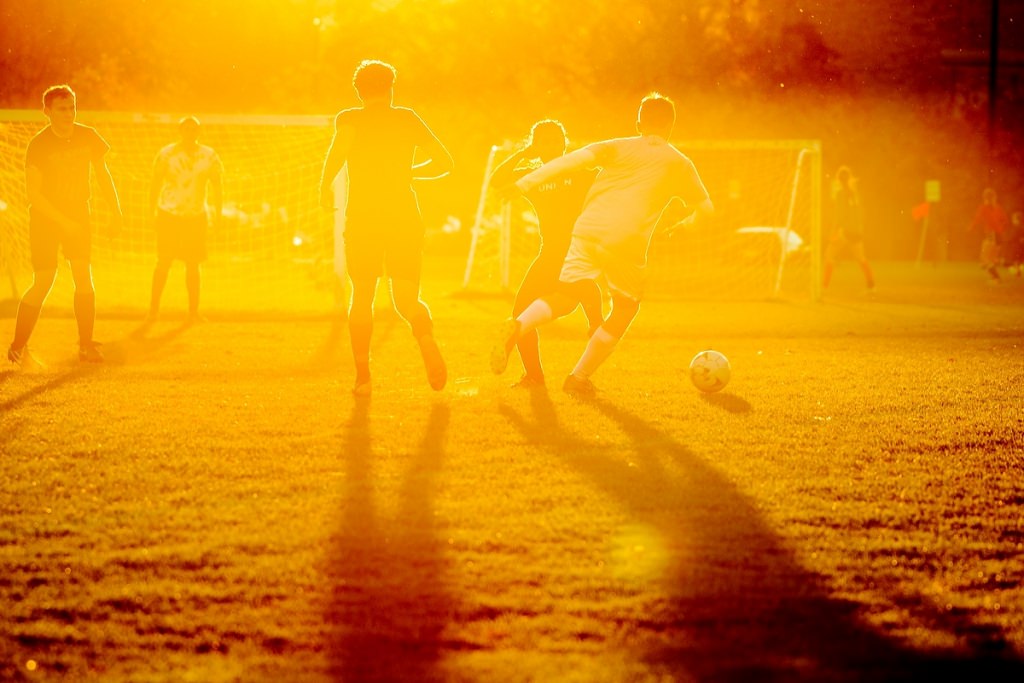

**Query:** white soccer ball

left=689, top=349, right=731, bottom=393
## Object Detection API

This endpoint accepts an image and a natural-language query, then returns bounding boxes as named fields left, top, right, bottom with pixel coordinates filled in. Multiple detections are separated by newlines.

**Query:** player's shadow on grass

left=700, top=390, right=752, bottom=414
left=108, top=320, right=191, bottom=365
left=0, top=322, right=191, bottom=442
left=326, top=400, right=464, bottom=682
left=502, top=390, right=1024, bottom=681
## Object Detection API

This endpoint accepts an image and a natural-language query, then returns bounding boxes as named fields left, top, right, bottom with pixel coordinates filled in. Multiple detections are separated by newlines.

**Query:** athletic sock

left=516, top=299, right=553, bottom=336
left=571, top=327, right=619, bottom=379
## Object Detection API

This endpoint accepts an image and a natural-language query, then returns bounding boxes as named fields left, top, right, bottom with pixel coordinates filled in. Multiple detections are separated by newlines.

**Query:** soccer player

left=490, top=93, right=714, bottom=397
left=489, top=120, right=603, bottom=388
left=319, top=60, right=454, bottom=396
left=968, top=187, right=1008, bottom=284
left=7, top=84, right=122, bottom=367
left=822, top=165, right=875, bottom=292
left=148, top=116, right=223, bottom=322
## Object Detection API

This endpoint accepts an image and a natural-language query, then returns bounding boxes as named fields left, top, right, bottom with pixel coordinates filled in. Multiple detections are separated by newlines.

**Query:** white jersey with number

left=154, top=143, right=223, bottom=217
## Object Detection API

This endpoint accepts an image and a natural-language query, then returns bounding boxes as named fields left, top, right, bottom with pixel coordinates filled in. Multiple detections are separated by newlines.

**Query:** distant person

left=489, top=120, right=602, bottom=388
left=7, top=84, right=122, bottom=368
left=969, top=187, right=1008, bottom=284
left=822, top=165, right=875, bottom=293
left=1006, top=210, right=1023, bottom=278
left=490, top=93, right=714, bottom=398
left=319, top=60, right=454, bottom=396
left=148, top=116, right=223, bottom=323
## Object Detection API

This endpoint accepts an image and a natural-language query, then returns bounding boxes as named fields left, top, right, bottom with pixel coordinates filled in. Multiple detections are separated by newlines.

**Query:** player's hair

left=982, top=187, right=997, bottom=204
left=528, top=119, right=567, bottom=147
left=353, top=60, right=397, bottom=100
left=179, top=115, right=201, bottom=131
left=42, top=84, right=76, bottom=109
left=835, top=165, right=855, bottom=186
left=637, top=92, right=675, bottom=138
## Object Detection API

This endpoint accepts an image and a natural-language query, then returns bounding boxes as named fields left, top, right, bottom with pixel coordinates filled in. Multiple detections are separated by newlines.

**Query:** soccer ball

left=689, top=350, right=730, bottom=393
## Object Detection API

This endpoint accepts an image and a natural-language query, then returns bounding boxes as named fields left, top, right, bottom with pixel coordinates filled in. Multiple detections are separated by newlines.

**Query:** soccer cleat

left=562, top=373, right=597, bottom=399
left=489, top=318, right=521, bottom=375
left=418, top=335, right=447, bottom=391
left=79, top=341, right=105, bottom=363
left=8, top=345, right=45, bottom=370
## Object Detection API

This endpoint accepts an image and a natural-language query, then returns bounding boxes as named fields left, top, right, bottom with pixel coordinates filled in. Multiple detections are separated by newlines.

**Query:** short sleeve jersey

left=154, top=143, right=223, bottom=216
left=833, top=186, right=864, bottom=240
left=25, top=123, right=110, bottom=221
left=522, top=166, right=597, bottom=251
left=971, top=204, right=1008, bottom=237
left=573, top=135, right=708, bottom=263
left=334, top=105, right=434, bottom=223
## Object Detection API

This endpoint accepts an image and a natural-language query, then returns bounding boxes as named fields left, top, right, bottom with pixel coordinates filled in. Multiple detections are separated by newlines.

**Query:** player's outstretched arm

left=489, top=147, right=533, bottom=191
left=515, top=147, right=597, bottom=194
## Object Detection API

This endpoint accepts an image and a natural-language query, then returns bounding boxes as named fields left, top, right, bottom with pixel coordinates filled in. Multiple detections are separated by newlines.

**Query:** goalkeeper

left=320, top=60, right=453, bottom=396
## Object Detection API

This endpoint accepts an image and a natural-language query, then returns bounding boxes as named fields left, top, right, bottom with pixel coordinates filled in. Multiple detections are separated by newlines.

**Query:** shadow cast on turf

left=325, top=400, right=471, bottom=682
left=499, top=390, right=1024, bottom=682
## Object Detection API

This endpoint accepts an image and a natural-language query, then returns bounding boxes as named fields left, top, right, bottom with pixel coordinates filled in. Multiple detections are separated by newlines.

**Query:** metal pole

left=988, top=0, right=1000, bottom=149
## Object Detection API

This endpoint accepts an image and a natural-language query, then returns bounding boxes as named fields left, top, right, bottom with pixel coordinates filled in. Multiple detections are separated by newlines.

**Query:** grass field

left=1, top=261, right=1023, bottom=682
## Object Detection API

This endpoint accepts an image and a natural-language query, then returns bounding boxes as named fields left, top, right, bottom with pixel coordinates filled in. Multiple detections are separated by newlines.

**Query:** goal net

left=462, top=139, right=822, bottom=302
left=0, top=110, right=345, bottom=316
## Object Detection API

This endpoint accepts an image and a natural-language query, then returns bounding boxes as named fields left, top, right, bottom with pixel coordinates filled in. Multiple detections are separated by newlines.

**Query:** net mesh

left=462, top=140, right=822, bottom=302
left=0, top=111, right=343, bottom=315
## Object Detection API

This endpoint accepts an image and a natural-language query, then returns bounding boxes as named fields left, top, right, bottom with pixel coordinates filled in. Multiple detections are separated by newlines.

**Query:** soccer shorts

left=156, top=210, right=208, bottom=263
left=29, top=212, right=91, bottom=271
left=559, top=235, right=645, bottom=302
left=344, top=218, right=425, bottom=284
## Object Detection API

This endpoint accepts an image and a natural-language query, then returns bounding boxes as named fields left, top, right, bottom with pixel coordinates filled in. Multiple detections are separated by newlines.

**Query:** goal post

left=462, top=139, right=823, bottom=302
left=0, top=109, right=347, bottom=315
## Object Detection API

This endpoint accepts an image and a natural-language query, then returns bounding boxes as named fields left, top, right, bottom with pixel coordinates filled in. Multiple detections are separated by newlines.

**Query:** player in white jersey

left=490, top=93, right=714, bottom=397
left=148, top=116, right=223, bottom=323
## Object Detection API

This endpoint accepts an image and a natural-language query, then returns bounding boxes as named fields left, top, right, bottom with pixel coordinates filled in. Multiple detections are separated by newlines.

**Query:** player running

left=319, top=60, right=454, bottom=396
left=7, top=84, right=122, bottom=368
left=490, top=93, right=714, bottom=398
left=489, top=120, right=603, bottom=388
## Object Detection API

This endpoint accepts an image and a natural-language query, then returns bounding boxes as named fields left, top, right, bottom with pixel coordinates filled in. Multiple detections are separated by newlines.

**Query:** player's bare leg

left=492, top=287, right=581, bottom=375
left=185, top=262, right=204, bottom=323
left=349, top=279, right=376, bottom=396
left=70, top=260, right=102, bottom=362
left=148, top=258, right=172, bottom=321
left=850, top=243, right=875, bottom=291
left=510, top=269, right=548, bottom=386
left=8, top=267, right=54, bottom=369
left=392, top=278, right=446, bottom=391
